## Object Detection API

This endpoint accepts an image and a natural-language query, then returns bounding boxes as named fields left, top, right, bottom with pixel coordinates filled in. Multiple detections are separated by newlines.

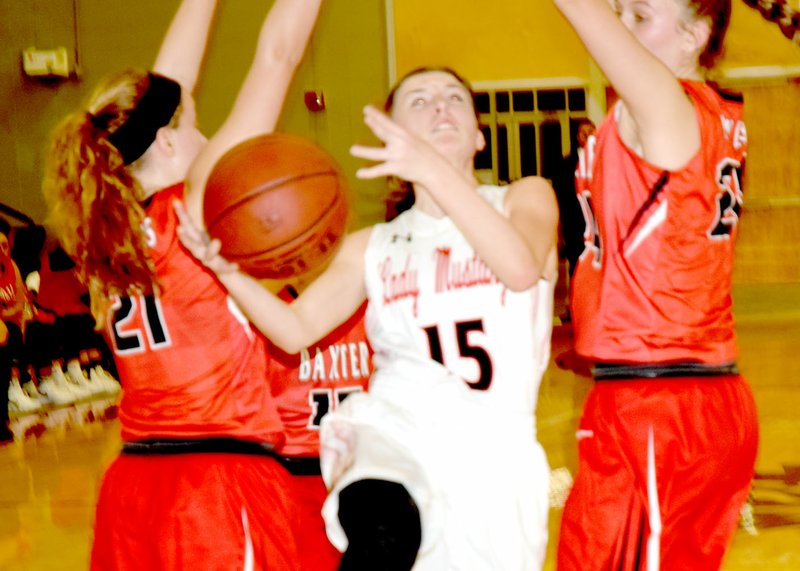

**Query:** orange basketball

left=204, top=133, right=349, bottom=279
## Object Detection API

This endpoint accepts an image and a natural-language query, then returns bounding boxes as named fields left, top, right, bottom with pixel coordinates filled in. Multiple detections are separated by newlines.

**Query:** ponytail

left=42, top=69, right=159, bottom=327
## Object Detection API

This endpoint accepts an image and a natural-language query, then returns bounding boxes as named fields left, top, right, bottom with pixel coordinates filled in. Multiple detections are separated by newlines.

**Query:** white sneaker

left=38, top=375, right=77, bottom=405
left=68, top=368, right=105, bottom=396
left=22, top=380, right=45, bottom=403
left=53, top=366, right=91, bottom=400
left=92, top=366, right=121, bottom=394
left=8, top=378, right=42, bottom=413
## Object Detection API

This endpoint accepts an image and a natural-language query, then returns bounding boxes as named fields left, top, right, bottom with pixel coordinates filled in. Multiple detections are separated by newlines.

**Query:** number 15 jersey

left=364, top=184, right=554, bottom=417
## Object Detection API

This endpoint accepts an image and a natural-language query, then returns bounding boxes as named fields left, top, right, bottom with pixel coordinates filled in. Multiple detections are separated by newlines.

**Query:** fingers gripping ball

left=204, top=133, right=349, bottom=279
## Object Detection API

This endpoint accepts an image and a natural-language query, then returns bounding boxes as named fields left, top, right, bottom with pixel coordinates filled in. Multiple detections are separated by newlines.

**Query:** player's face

left=612, top=0, right=703, bottom=75
left=390, top=71, right=485, bottom=166
left=0, top=234, right=9, bottom=258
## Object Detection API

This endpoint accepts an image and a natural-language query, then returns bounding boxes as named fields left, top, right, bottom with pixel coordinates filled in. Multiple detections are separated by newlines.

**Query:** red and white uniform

left=268, top=296, right=371, bottom=571
left=321, top=185, right=553, bottom=570
left=269, top=298, right=371, bottom=458
left=571, top=81, right=746, bottom=365
left=92, top=183, right=300, bottom=571
left=558, top=82, right=759, bottom=571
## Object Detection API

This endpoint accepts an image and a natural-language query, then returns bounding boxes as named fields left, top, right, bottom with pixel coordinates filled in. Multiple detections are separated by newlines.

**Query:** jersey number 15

left=424, top=319, right=493, bottom=391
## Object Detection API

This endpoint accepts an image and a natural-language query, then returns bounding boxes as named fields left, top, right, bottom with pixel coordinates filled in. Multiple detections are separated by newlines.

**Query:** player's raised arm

left=152, top=0, right=218, bottom=93
left=552, top=0, right=701, bottom=169
left=184, top=0, right=324, bottom=224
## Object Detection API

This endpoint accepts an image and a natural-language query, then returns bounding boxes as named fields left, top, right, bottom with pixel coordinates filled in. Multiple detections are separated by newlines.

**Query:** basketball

left=203, top=133, right=349, bottom=279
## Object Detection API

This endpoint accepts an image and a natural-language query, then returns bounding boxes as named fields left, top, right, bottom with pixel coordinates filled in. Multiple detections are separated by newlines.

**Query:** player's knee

left=337, top=479, right=421, bottom=571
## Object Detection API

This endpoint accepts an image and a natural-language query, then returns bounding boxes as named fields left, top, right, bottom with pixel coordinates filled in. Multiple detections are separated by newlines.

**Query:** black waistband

left=275, top=455, right=322, bottom=477
left=121, top=438, right=323, bottom=476
left=121, top=438, right=276, bottom=456
left=592, top=362, right=739, bottom=380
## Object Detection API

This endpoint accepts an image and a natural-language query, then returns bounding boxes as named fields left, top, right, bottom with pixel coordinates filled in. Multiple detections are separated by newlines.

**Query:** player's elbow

left=258, top=36, right=307, bottom=71
left=265, top=328, right=307, bottom=356
left=501, top=265, right=542, bottom=292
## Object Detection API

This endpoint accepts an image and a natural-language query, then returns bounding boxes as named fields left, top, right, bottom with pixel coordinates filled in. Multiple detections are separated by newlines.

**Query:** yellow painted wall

left=725, top=3, right=800, bottom=69
left=393, top=0, right=589, bottom=81
left=392, top=0, right=800, bottom=81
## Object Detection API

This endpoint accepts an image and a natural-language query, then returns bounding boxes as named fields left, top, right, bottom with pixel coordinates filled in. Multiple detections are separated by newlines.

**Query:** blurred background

left=0, top=1, right=798, bottom=569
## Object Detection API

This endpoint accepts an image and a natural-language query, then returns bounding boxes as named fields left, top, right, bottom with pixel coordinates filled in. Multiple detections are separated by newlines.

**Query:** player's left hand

left=350, top=105, right=450, bottom=186
left=173, top=200, right=239, bottom=275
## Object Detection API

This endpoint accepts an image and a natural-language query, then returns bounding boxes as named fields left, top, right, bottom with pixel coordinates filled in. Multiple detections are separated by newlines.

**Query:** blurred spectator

left=0, top=220, right=39, bottom=442
left=554, top=119, right=595, bottom=322
left=25, top=237, right=120, bottom=404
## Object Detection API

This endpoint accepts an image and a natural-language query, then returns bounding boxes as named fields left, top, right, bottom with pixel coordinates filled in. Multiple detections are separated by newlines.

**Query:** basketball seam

left=222, top=192, right=346, bottom=259
left=205, top=170, right=341, bottom=232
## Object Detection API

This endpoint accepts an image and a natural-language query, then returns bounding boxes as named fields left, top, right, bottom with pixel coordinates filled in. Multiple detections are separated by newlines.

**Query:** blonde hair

left=42, top=69, right=179, bottom=326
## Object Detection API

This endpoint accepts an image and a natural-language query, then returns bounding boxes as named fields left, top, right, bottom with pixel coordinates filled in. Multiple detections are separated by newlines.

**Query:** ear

left=153, top=126, right=176, bottom=157
left=475, top=127, right=486, bottom=152
left=682, top=16, right=711, bottom=59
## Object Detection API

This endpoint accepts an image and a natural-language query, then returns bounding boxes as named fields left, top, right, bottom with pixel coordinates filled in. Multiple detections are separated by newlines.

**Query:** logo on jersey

left=298, top=341, right=371, bottom=382
left=380, top=255, right=420, bottom=316
left=391, top=233, right=412, bottom=243
left=433, top=248, right=505, bottom=303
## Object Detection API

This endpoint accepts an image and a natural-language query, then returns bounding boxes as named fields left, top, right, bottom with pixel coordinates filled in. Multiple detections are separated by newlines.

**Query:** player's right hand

left=173, top=200, right=239, bottom=275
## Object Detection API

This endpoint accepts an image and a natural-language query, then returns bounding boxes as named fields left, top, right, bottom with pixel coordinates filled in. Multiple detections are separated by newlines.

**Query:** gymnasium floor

left=0, top=279, right=798, bottom=570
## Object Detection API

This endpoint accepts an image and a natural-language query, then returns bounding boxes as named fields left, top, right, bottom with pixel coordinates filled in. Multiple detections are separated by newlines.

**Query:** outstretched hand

left=350, top=105, right=447, bottom=185
left=173, top=200, right=239, bottom=275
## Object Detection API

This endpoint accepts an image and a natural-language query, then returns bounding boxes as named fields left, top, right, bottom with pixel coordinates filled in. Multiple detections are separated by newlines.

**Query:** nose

left=433, top=94, right=448, bottom=114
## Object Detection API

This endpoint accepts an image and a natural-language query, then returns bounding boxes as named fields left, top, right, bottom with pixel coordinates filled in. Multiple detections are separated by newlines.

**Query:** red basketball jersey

left=107, top=183, right=284, bottom=444
left=571, top=81, right=746, bottom=364
left=268, top=295, right=371, bottom=457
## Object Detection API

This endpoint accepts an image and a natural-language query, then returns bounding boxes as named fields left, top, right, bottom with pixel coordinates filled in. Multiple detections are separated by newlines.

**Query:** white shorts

left=320, top=375, right=550, bottom=570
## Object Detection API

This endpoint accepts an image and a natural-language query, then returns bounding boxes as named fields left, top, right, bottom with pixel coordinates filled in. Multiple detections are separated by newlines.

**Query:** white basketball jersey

left=364, top=184, right=554, bottom=415
left=321, top=185, right=554, bottom=569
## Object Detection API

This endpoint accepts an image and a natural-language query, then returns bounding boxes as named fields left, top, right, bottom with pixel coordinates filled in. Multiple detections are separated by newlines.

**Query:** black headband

left=107, top=73, right=182, bottom=165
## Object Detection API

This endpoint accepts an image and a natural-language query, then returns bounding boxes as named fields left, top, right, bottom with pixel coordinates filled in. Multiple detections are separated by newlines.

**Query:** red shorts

left=291, top=474, right=341, bottom=570
left=557, top=374, right=758, bottom=571
left=91, top=452, right=301, bottom=570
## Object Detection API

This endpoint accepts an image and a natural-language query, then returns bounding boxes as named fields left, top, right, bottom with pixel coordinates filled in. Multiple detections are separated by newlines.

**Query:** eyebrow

left=402, top=83, right=468, bottom=98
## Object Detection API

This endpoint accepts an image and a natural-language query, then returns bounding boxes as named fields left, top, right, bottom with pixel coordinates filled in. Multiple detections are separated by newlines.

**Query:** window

left=473, top=84, right=589, bottom=185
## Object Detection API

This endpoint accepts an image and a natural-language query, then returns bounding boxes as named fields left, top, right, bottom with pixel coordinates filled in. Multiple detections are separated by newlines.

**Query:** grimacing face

left=390, top=70, right=485, bottom=167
